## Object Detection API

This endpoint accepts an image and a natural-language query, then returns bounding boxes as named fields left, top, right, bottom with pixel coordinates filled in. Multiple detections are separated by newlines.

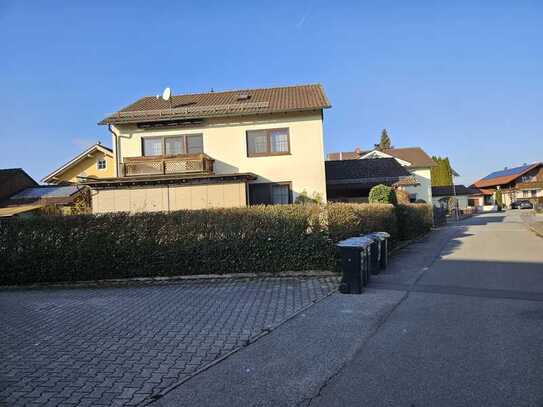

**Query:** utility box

left=337, top=236, right=373, bottom=294
left=367, top=232, right=390, bottom=274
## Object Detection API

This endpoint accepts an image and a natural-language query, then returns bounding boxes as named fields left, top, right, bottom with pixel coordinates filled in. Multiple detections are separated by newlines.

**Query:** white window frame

left=97, top=159, right=107, bottom=170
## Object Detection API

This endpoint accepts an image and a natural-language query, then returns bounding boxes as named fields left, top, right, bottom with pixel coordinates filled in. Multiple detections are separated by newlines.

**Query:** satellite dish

left=162, top=87, right=172, bottom=101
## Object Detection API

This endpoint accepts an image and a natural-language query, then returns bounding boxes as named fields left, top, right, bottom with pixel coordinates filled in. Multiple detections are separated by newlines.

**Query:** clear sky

left=1, top=0, right=542, bottom=185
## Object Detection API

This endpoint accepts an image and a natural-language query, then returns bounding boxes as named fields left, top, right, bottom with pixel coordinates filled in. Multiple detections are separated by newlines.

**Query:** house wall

left=91, top=182, right=247, bottom=213
left=0, top=171, right=37, bottom=202
left=403, top=167, right=433, bottom=203
left=53, top=152, right=115, bottom=184
left=110, top=111, right=327, bottom=202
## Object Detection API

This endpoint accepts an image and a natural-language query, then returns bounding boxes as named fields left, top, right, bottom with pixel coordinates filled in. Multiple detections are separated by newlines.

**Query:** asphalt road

left=156, top=210, right=543, bottom=407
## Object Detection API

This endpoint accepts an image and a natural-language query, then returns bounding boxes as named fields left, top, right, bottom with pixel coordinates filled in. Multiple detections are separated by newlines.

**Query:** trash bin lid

left=367, top=231, right=390, bottom=240
left=337, top=236, right=374, bottom=248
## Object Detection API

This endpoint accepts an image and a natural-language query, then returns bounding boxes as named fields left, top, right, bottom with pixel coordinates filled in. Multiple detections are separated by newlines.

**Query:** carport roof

left=83, top=172, right=257, bottom=188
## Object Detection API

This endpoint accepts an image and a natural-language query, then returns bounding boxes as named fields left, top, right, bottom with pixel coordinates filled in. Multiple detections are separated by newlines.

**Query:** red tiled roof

left=328, top=147, right=436, bottom=168
left=99, top=84, right=330, bottom=125
left=473, top=163, right=542, bottom=188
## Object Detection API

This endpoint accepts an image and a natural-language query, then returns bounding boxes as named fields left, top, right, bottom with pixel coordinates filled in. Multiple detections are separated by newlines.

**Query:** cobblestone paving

left=0, top=277, right=338, bottom=406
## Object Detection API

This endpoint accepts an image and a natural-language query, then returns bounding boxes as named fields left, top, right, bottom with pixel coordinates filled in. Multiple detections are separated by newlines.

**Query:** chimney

left=354, top=147, right=362, bottom=156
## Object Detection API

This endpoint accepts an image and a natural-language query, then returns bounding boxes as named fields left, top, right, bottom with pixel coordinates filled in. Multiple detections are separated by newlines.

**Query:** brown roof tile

left=100, top=84, right=331, bottom=125
left=327, top=147, right=436, bottom=168
left=381, top=147, right=437, bottom=168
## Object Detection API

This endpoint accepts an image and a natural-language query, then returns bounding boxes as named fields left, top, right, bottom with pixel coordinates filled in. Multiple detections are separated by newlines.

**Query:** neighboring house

left=86, top=84, right=330, bottom=213
left=431, top=185, right=480, bottom=210
left=468, top=188, right=495, bottom=208
left=0, top=168, right=90, bottom=217
left=0, top=168, right=38, bottom=202
left=472, top=162, right=543, bottom=207
left=327, top=147, right=437, bottom=203
left=325, top=158, right=418, bottom=202
left=42, top=143, right=114, bottom=184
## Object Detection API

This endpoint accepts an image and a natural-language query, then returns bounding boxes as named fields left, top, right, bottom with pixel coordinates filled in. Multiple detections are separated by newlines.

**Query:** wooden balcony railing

left=122, top=154, right=214, bottom=177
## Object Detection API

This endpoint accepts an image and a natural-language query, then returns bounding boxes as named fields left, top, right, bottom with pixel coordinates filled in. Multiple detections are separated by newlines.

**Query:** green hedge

left=326, top=203, right=398, bottom=242
left=0, top=203, right=432, bottom=285
left=395, top=204, right=433, bottom=241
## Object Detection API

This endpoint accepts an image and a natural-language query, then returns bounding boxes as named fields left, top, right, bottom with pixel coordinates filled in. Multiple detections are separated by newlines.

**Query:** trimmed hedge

left=326, top=203, right=398, bottom=242
left=0, top=203, right=432, bottom=285
left=395, top=204, right=433, bottom=241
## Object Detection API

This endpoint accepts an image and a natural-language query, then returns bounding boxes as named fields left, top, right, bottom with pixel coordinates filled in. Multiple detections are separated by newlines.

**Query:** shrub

left=394, top=189, right=411, bottom=204
left=294, top=189, right=323, bottom=205
left=369, top=184, right=395, bottom=204
left=395, top=204, right=433, bottom=241
left=495, top=189, right=503, bottom=209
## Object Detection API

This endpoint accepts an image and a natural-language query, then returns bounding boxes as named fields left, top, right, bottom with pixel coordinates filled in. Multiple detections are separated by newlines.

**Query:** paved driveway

left=0, top=276, right=338, bottom=406
left=154, top=211, right=543, bottom=407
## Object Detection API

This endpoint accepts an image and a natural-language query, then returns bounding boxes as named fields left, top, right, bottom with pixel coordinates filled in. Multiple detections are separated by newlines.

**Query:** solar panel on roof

left=481, top=164, right=533, bottom=180
left=9, top=186, right=80, bottom=199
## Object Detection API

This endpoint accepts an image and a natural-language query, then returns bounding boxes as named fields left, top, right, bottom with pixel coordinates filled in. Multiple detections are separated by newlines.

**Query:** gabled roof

left=328, top=147, right=437, bottom=168
left=99, top=84, right=331, bottom=125
left=380, top=147, right=437, bottom=168
left=325, top=157, right=412, bottom=185
left=431, top=185, right=480, bottom=197
left=473, top=162, right=542, bottom=188
left=42, top=144, right=113, bottom=184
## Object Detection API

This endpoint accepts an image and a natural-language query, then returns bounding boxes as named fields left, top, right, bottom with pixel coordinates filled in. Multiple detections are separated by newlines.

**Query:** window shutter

left=249, top=184, right=272, bottom=205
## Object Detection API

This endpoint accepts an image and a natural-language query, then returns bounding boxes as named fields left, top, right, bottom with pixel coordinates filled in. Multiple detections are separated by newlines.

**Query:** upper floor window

left=142, top=134, right=203, bottom=157
left=246, top=128, right=290, bottom=157
left=96, top=159, right=107, bottom=170
left=521, top=175, right=536, bottom=183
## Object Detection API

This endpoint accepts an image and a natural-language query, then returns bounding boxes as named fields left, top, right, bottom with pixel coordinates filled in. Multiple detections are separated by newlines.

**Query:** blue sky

left=1, top=0, right=541, bottom=185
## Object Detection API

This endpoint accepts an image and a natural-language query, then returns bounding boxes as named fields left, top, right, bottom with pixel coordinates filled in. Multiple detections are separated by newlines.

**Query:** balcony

left=122, top=154, right=214, bottom=177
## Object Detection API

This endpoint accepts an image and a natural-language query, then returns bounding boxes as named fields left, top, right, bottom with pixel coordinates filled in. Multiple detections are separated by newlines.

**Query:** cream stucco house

left=327, top=147, right=437, bottom=203
left=85, top=84, right=331, bottom=213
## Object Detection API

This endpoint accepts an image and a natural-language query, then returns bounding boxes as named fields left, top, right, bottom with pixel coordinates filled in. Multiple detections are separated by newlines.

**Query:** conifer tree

left=375, top=129, right=392, bottom=150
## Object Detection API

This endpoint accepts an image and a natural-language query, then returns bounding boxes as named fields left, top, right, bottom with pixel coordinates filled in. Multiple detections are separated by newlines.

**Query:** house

left=431, top=185, right=481, bottom=210
left=472, top=162, right=543, bottom=207
left=42, top=143, right=115, bottom=184
left=85, top=84, right=330, bottom=213
left=0, top=168, right=90, bottom=217
left=325, top=158, right=418, bottom=202
left=327, top=147, right=437, bottom=203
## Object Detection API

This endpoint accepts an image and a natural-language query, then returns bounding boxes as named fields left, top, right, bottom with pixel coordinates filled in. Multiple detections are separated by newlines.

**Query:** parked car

left=511, top=200, right=533, bottom=209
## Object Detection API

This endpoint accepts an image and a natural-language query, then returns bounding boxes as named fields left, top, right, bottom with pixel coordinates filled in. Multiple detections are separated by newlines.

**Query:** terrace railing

left=122, top=154, right=214, bottom=177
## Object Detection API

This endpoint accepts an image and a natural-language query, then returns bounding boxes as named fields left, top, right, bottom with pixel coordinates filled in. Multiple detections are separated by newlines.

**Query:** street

left=156, top=210, right=543, bottom=407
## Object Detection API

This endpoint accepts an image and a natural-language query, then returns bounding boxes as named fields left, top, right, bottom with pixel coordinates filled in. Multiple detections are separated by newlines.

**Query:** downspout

left=107, top=125, right=120, bottom=177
